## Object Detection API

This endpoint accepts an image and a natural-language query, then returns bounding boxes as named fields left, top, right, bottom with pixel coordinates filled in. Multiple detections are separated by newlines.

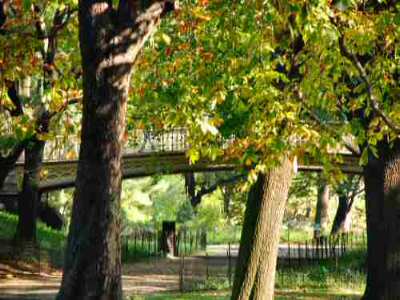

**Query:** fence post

left=297, top=243, right=301, bottom=268
left=147, top=233, right=151, bottom=257
left=125, top=236, right=129, bottom=261
left=141, top=230, right=145, bottom=252
left=227, top=243, right=232, bottom=287
left=305, top=240, right=308, bottom=264
left=206, top=251, right=209, bottom=280
left=179, top=255, right=184, bottom=292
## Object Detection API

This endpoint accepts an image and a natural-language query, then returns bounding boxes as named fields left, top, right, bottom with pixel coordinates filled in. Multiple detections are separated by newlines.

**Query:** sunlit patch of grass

left=129, top=290, right=229, bottom=300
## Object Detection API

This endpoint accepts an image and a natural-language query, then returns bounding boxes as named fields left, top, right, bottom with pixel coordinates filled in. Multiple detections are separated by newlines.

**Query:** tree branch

left=48, top=96, right=81, bottom=119
left=0, top=0, right=7, bottom=32
left=330, top=16, right=400, bottom=134
left=3, top=80, right=24, bottom=117
left=191, top=174, right=246, bottom=208
left=297, top=89, right=361, bottom=156
left=117, top=0, right=178, bottom=25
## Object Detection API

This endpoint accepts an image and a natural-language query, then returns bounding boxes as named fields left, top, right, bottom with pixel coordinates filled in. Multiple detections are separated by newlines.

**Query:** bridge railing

left=126, top=128, right=189, bottom=154
left=16, top=128, right=190, bottom=162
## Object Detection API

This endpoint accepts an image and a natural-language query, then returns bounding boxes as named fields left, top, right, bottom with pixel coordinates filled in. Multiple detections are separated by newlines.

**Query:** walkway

left=0, top=242, right=351, bottom=300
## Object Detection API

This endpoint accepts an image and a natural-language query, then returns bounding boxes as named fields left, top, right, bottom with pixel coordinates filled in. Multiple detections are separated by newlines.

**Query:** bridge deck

left=13, top=152, right=361, bottom=192
left=4, top=129, right=362, bottom=192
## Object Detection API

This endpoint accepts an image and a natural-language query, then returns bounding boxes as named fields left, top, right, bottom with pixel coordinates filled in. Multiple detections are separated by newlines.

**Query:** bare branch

left=191, top=174, right=246, bottom=208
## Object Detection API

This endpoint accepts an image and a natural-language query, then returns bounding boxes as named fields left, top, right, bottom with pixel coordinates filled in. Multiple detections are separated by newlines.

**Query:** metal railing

left=16, top=128, right=190, bottom=162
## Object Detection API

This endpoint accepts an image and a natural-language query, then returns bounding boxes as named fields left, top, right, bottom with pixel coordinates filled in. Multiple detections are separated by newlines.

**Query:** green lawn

left=0, top=211, right=65, bottom=249
left=129, top=287, right=362, bottom=299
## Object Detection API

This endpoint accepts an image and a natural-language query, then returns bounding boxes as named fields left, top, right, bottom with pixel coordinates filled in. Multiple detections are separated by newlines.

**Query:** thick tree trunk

left=363, top=140, right=400, bottom=299
left=314, top=179, right=330, bottom=239
left=15, top=138, right=45, bottom=243
left=330, top=194, right=352, bottom=235
left=57, top=2, right=175, bottom=299
left=231, top=157, right=293, bottom=300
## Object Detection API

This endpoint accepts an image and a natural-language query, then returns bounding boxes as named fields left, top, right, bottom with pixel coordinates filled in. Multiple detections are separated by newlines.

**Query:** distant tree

left=0, top=0, right=79, bottom=245
left=331, top=176, right=363, bottom=236
left=314, top=177, right=330, bottom=239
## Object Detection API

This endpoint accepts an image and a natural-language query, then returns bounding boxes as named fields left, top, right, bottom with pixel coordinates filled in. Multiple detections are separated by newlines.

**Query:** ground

left=0, top=244, right=363, bottom=300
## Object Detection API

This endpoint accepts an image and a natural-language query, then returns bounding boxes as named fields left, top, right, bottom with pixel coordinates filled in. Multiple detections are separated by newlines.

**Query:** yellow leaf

left=161, top=33, right=171, bottom=45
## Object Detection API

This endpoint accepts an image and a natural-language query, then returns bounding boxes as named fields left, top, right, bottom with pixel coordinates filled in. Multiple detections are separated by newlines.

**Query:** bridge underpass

left=1, top=128, right=362, bottom=195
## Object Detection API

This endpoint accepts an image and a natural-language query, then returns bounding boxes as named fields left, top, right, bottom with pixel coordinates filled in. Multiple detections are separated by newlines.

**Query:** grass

left=129, top=287, right=362, bottom=299
left=129, top=291, right=229, bottom=300
left=0, top=212, right=205, bottom=266
left=280, top=227, right=312, bottom=243
left=0, top=211, right=367, bottom=300
left=206, top=225, right=318, bottom=245
left=128, top=248, right=366, bottom=300
left=0, top=211, right=65, bottom=249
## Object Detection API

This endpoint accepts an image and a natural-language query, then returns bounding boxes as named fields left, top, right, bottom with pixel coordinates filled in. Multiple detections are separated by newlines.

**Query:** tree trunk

left=231, top=157, right=293, bottom=300
left=184, top=172, right=196, bottom=207
left=39, top=200, right=64, bottom=230
left=15, top=138, right=45, bottom=243
left=330, top=194, right=352, bottom=235
left=161, top=221, right=177, bottom=256
left=363, top=140, right=400, bottom=299
left=57, top=2, right=176, bottom=299
left=0, top=143, right=25, bottom=189
left=314, top=179, right=330, bottom=239
left=223, top=185, right=233, bottom=219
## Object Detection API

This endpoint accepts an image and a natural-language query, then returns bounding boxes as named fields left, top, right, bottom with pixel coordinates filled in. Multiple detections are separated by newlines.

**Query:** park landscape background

left=0, top=0, right=399, bottom=299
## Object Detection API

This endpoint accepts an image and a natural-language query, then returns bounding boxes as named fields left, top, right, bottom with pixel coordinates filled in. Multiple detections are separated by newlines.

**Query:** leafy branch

left=330, top=16, right=400, bottom=134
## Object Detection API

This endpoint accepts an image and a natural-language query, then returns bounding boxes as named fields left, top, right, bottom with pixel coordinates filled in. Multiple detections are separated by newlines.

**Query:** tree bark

left=363, top=139, right=400, bottom=299
left=161, top=221, right=177, bottom=256
left=57, top=1, right=176, bottom=299
left=184, top=172, right=196, bottom=207
left=314, top=179, right=330, bottom=239
left=0, top=143, right=25, bottom=189
left=15, top=138, right=45, bottom=243
left=231, top=157, right=293, bottom=300
left=330, top=194, right=352, bottom=235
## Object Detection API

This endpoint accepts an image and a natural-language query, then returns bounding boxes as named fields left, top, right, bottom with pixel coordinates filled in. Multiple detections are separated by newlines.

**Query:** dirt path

left=0, top=254, right=231, bottom=300
left=0, top=244, right=348, bottom=299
